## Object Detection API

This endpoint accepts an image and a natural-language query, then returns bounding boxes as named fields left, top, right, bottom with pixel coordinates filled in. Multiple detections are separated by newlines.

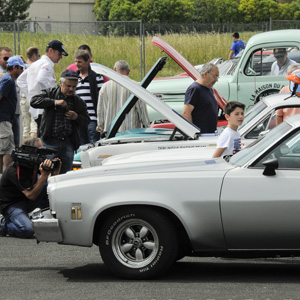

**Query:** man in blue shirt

left=0, top=56, right=24, bottom=174
left=228, top=32, right=246, bottom=60
left=182, top=63, right=219, bottom=134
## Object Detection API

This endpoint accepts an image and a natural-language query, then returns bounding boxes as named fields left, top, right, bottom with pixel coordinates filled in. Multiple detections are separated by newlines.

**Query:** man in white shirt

left=19, top=47, right=41, bottom=139
left=271, top=48, right=296, bottom=76
left=97, top=60, right=149, bottom=136
left=17, top=40, right=68, bottom=133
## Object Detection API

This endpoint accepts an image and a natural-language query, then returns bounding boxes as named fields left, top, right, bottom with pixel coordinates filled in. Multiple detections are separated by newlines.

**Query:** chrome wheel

left=99, top=207, right=178, bottom=279
left=112, top=219, right=159, bottom=268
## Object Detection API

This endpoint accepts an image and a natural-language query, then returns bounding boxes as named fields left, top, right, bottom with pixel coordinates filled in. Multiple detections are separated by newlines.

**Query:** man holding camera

left=31, top=69, right=90, bottom=174
left=0, top=137, right=61, bottom=238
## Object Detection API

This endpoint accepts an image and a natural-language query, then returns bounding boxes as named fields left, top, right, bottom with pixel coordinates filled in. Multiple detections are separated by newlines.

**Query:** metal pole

left=140, top=20, right=143, bottom=80
left=17, top=20, right=20, bottom=54
left=13, top=22, right=16, bottom=55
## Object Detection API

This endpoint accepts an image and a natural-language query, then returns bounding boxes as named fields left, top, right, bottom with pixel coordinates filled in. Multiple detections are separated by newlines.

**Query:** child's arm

left=212, top=147, right=227, bottom=158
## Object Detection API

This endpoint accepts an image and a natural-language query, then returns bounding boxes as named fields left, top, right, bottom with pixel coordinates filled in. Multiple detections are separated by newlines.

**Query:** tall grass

left=1, top=31, right=259, bottom=81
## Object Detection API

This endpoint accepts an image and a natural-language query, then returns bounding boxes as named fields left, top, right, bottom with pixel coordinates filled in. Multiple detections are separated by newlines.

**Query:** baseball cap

left=7, top=56, right=25, bottom=67
left=61, top=69, right=78, bottom=79
left=47, top=40, right=68, bottom=56
left=273, top=48, right=287, bottom=57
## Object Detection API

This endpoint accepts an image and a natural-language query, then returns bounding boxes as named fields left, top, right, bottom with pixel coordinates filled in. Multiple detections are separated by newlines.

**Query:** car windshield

left=238, top=101, right=268, bottom=131
left=230, top=122, right=292, bottom=167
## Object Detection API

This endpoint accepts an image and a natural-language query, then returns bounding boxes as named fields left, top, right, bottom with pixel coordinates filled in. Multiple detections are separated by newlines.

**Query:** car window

left=239, top=101, right=267, bottom=131
left=230, top=122, right=292, bottom=167
left=253, top=129, right=300, bottom=169
left=244, top=113, right=273, bottom=139
left=244, top=107, right=300, bottom=139
left=244, top=47, right=300, bottom=77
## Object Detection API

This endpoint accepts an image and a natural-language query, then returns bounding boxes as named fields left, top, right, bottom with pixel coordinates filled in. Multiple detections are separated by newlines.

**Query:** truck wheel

left=99, top=207, right=178, bottom=279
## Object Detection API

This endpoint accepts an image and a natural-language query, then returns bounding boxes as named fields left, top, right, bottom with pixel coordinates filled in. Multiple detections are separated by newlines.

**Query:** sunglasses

left=3, top=57, right=10, bottom=61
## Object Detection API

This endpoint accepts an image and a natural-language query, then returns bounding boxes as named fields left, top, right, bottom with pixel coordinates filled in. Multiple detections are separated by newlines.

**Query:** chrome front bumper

left=31, top=209, right=63, bottom=243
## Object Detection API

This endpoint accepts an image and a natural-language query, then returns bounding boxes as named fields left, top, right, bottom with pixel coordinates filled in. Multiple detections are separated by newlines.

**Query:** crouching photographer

left=0, top=137, right=61, bottom=238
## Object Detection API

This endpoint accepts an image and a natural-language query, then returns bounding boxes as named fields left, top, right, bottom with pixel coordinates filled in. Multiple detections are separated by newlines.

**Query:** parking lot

left=2, top=236, right=300, bottom=300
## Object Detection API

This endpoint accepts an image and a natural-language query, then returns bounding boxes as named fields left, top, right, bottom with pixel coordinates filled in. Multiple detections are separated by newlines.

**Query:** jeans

left=42, top=137, right=74, bottom=174
left=79, top=120, right=100, bottom=145
left=2, top=185, right=48, bottom=238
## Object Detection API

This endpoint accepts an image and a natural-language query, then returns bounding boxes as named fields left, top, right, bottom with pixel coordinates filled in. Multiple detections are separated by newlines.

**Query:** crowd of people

left=1, top=31, right=300, bottom=239
left=0, top=40, right=150, bottom=238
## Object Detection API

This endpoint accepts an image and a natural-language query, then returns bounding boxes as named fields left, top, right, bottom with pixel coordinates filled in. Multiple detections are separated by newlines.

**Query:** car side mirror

left=259, top=130, right=269, bottom=138
left=262, top=158, right=278, bottom=176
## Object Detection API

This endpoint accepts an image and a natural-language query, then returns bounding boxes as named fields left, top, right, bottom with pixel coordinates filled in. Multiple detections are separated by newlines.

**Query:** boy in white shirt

left=213, top=101, right=245, bottom=158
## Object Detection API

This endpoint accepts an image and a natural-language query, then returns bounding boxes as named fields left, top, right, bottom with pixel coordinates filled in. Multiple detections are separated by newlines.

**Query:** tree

left=94, top=0, right=193, bottom=23
left=213, top=0, right=240, bottom=23
left=192, top=0, right=218, bottom=23
left=0, top=0, right=33, bottom=22
left=109, top=0, right=136, bottom=21
left=239, top=0, right=279, bottom=22
left=135, top=0, right=193, bottom=23
left=277, top=2, right=294, bottom=20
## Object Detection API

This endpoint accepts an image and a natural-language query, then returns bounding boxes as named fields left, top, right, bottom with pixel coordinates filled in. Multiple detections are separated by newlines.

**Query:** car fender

left=50, top=167, right=228, bottom=250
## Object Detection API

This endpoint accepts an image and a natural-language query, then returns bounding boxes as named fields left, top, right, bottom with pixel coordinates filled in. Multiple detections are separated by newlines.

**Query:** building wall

left=28, top=0, right=96, bottom=22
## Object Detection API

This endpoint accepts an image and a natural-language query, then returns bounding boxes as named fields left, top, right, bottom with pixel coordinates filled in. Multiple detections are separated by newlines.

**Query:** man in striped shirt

left=75, top=50, right=104, bottom=144
left=97, top=60, right=149, bottom=136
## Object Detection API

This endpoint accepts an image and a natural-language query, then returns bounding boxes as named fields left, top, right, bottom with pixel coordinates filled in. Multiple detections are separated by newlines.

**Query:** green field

left=1, top=31, right=259, bottom=81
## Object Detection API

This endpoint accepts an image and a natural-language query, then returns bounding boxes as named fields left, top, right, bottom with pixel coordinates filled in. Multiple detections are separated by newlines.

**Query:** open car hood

left=91, top=62, right=200, bottom=140
left=151, top=36, right=227, bottom=110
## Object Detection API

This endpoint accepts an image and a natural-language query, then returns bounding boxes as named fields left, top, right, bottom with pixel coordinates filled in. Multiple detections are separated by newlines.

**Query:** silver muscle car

left=33, top=113, right=300, bottom=279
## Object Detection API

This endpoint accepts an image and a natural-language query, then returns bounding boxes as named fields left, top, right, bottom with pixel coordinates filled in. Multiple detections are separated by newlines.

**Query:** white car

left=33, top=113, right=300, bottom=280
left=81, top=61, right=300, bottom=168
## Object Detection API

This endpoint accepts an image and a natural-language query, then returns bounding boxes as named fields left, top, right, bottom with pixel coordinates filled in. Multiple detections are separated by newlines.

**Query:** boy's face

left=225, top=107, right=244, bottom=128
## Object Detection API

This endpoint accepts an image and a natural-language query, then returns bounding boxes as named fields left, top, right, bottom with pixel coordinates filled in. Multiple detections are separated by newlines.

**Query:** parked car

left=72, top=38, right=231, bottom=168
left=101, top=91, right=300, bottom=166
left=147, top=30, right=300, bottom=119
left=33, top=113, right=300, bottom=279
left=80, top=65, right=300, bottom=168
left=77, top=62, right=221, bottom=168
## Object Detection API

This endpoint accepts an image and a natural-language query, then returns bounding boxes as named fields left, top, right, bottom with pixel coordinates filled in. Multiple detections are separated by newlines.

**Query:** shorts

left=0, top=121, right=14, bottom=155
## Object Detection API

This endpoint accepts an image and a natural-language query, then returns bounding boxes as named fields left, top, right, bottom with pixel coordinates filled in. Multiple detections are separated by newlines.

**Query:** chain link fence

left=1, top=19, right=300, bottom=79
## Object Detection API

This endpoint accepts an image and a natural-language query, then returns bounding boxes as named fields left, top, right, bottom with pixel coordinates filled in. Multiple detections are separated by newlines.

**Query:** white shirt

left=216, top=127, right=241, bottom=157
left=17, top=55, right=57, bottom=119
left=271, top=58, right=297, bottom=76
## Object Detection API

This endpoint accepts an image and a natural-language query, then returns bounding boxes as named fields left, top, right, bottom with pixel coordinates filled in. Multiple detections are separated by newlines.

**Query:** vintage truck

left=147, top=29, right=300, bottom=120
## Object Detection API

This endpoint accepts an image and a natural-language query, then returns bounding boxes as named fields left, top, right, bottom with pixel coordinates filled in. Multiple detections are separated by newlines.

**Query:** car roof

left=246, top=30, right=300, bottom=49
left=263, top=92, right=300, bottom=107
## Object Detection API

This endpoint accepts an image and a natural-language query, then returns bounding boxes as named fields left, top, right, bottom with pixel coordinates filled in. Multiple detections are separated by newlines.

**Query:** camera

left=11, top=145, right=59, bottom=170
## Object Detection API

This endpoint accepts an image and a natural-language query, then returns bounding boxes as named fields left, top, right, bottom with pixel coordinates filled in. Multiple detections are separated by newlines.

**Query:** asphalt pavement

left=2, top=237, right=300, bottom=300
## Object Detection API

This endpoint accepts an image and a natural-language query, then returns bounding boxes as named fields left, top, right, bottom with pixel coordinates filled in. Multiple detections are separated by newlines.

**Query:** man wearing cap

left=271, top=48, right=296, bottom=76
left=30, top=69, right=90, bottom=174
left=17, top=40, right=68, bottom=134
left=0, top=56, right=25, bottom=174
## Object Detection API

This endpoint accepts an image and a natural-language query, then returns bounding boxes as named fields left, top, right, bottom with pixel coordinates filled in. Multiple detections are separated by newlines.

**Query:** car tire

left=99, top=207, right=178, bottom=279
